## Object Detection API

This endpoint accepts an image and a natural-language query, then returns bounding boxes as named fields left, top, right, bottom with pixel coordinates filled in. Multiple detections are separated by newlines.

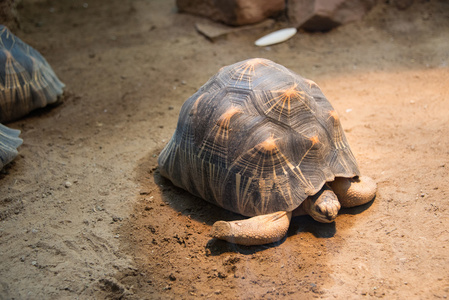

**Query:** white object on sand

left=255, top=28, right=297, bottom=47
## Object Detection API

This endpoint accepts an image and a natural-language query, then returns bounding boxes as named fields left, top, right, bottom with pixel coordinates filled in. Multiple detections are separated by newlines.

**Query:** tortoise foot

left=210, top=211, right=291, bottom=246
left=330, top=176, right=377, bottom=208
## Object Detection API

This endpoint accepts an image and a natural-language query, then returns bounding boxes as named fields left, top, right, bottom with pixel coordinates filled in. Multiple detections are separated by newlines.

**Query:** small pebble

left=112, top=216, right=123, bottom=222
left=64, top=181, right=72, bottom=188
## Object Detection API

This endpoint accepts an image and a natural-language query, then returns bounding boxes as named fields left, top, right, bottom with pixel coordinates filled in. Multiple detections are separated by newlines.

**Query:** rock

left=288, top=0, right=377, bottom=31
left=176, top=0, right=285, bottom=26
left=195, top=18, right=274, bottom=41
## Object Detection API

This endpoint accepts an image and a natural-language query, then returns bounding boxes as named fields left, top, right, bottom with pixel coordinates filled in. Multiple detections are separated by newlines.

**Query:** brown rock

left=195, top=18, right=274, bottom=41
left=288, top=0, right=377, bottom=31
left=176, top=0, right=285, bottom=26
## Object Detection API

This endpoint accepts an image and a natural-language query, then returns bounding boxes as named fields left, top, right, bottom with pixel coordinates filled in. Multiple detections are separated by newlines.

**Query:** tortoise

left=0, top=25, right=65, bottom=169
left=0, top=25, right=65, bottom=123
left=158, top=58, right=376, bottom=246
left=0, top=123, right=22, bottom=170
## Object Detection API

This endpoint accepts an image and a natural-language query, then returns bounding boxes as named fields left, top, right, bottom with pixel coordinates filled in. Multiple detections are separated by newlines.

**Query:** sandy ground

left=1, top=0, right=449, bottom=299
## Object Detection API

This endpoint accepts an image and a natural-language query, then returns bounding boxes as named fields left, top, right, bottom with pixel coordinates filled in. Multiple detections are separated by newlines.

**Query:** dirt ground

left=1, top=0, right=448, bottom=299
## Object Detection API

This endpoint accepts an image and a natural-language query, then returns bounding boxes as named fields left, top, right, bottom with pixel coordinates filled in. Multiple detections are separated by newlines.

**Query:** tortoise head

left=305, top=188, right=341, bottom=223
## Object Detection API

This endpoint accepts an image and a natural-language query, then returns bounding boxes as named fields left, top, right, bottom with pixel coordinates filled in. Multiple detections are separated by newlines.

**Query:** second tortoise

left=0, top=25, right=65, bottom=170
left=158, top=58, right=377, bottom=246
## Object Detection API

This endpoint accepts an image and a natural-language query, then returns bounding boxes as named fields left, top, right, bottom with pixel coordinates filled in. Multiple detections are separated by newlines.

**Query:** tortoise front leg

left=330, top=176, right=377, bottom=208
left=210, top=211, right=292, bottom=246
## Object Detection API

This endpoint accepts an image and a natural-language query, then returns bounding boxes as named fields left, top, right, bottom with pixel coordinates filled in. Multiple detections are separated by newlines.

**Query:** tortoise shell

left=0, top=123, right=22, bottom=170
left=0, top=25, right=65, bottom=123
left=158, top=58, right=359, bottom=217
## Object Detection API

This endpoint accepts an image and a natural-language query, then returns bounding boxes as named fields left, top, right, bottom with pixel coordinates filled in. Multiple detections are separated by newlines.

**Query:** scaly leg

left=330, top=176, right=377, bottom=208
left=210, top=211, right=291, bottom=246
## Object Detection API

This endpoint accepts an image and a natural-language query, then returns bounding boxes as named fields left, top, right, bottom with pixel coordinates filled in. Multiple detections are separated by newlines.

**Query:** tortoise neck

left=292, top=198, right=311, bottom=217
